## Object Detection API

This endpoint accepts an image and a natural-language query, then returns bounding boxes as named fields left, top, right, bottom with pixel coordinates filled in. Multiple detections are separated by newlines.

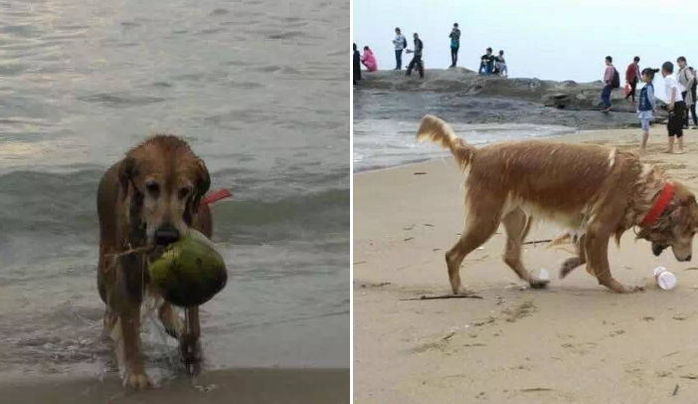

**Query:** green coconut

left=149, top=229, right=227, bottom=307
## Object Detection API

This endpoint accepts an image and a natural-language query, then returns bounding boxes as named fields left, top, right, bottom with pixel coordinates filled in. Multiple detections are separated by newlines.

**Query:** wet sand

left=0, top=368, right=349, bottom=403
left=354, top=128, right=698, bottom=403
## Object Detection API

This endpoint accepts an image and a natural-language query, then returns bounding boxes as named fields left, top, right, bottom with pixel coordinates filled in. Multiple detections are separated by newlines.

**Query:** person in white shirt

left=662, top=61, right=686, bottom=153
left=392, top=27, right=407, bottom=70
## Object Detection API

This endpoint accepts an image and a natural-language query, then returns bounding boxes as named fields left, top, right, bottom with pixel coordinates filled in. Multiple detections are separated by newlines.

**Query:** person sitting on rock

left=479, top=47, right=495, bottom=75
left=495, top=50, right=507, bottom=77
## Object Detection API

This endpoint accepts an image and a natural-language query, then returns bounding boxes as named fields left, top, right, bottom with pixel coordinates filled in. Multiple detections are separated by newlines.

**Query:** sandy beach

left=354, top=128, right=698, bottom=403
left=0, top=368, right=349, bottom=403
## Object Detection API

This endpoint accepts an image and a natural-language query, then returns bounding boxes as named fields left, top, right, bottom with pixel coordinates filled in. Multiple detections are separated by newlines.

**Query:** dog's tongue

left=201, top=189, right=232, bottom=206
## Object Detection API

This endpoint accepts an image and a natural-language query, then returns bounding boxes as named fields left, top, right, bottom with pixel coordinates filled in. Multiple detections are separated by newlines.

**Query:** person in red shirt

left=625, top=56, right=641, bottom=102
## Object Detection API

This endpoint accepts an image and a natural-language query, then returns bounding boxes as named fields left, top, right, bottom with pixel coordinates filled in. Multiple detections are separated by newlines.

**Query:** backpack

left=611, top=68, right=620, bottom=88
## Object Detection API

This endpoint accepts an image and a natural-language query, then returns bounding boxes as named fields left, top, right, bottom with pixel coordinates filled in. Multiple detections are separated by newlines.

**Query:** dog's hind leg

left=502, top=209, right=548, bottom=288
left=559, top=234, right=587, bottom=279
left=446, top=193, right=504, bottom=294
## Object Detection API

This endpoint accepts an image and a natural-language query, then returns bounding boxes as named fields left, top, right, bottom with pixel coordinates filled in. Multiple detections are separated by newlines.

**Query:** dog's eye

left=178, top=186, right=191, bottom=200
left=146, top=182, right=160, bottom=198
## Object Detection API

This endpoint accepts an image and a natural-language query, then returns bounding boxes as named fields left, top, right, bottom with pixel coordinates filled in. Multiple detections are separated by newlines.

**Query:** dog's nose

left=687, top=254, right=692, bottom=261
left=155, top=225, right=180, bottom=246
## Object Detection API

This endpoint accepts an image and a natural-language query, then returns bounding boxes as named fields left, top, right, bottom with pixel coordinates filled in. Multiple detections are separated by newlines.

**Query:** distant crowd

left=352, top=23, right=509, bottom=84
left=602, top=55, right=697, bottom=154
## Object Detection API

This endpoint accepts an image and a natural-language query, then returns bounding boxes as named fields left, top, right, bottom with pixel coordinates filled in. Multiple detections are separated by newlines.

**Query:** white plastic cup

left=653, top=266, right=677, bottom=290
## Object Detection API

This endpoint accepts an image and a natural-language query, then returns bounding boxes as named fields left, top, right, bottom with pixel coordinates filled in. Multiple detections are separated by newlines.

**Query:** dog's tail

left=416, top=115, right=476, bottom=170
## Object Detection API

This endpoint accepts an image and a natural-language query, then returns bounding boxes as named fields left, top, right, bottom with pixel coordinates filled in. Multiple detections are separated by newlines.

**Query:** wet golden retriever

left=97, top=135, right=211, bottom=388
left=417, top=115, right=698, bottom=294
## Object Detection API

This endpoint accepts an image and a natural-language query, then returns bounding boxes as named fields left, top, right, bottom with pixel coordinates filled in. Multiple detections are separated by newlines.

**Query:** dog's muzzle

left=652, top=243, right=667, bottom=257
left=155, top=224, right=180, bottom=246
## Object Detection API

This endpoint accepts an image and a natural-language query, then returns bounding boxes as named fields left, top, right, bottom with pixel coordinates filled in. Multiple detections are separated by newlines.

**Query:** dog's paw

left=124, top=371, right=152, bottom=390
left=529, top=278, right=549, bottom=289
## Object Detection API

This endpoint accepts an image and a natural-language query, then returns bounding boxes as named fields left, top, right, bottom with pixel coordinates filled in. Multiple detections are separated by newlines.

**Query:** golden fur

left=417, top=115, right=698, bottom=293
left=97, top=135, right=211, bottom=388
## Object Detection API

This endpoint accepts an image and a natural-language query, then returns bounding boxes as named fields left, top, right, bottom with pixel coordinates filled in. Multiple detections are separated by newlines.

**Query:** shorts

left=668, top=101, right=686, bottom=137
left=638, top=110, right=652, bottom=131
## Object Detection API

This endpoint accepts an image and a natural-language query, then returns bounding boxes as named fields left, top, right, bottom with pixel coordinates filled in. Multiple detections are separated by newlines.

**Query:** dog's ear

left=118, top=156, right=136, bottom=200
left=191, top=158, right=211, bottom=211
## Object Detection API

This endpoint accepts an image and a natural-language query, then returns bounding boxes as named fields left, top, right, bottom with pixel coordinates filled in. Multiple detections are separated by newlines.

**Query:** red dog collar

left=201, top=188, right=232, bottom=206
left=640, top=183, right=674, bottom=227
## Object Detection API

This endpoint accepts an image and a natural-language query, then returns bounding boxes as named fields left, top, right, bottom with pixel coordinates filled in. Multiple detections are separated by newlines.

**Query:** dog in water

left=416, top=115, right=698, bottom=293
left=97, top=135, right=212, bottom=388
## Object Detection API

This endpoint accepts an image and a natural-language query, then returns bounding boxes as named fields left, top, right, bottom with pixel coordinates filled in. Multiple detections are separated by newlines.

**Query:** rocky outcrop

left=356, top=68, right=661, bottom=115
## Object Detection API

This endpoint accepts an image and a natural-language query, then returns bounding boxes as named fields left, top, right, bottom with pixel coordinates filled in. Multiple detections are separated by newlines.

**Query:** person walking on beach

left=677, top=56, right=697, bottom=129
left=361, top=46, right=377, bottom=72
left=496, top=50, right=507, bottom=77
left=600, top=56, right=619, bottom=112
left=405, top=32, right=424, bottom=78
left=353, top=43, right=361, bottom=85
left=624, top=56, right=641, bottom=102
left=449, top=23, right=460, bottom=68
left=637, top=68, right=658, bottom=152
left=392, top=27, right=407, bottom=70
left=662, top=61, right=686, bottom=153
left=479, top=48, right=495, bottom=75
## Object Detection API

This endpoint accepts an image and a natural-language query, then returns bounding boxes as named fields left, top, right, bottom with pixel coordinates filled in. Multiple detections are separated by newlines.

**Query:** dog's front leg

left=119, top=308, right=152, bottom=389
left=180, top=306, right=202, bottom=375
left=584, top=228, right=640, bottom=293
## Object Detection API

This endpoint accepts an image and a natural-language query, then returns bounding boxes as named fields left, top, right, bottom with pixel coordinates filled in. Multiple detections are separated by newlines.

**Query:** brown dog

left=417, top=115, right=698, bottom=293
left=97, top=135, right=211, bottom=388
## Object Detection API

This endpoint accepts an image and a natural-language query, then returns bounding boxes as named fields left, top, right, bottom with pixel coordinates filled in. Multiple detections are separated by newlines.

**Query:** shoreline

left=0, top=367, right=349, bottom=403
left=354, top=127, right=648, bottom=174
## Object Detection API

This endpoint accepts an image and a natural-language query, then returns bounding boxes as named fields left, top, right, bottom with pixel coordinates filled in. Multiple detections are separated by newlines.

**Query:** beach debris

left=672, top=314, right=688, bottom=321
left=654, top=266, right=677, bottom=290
left=442, top=331, right=456, bottom=341
left=522, top=239, right=553, bottom=246
left=360, top=282, right=391, bottom=288
left=673, top=384, right=680, bottom=396
left=400, top=293, right=483, bottom=301
left=194, top=383, right=218, bottom=393
left=423, top=223, right=434, bottom=227
left=403, top=237, right=414, bottom=241
left=353, top=260, right=367, bottom=265
left=413, top=171, right=427, bottom=175
left=520, top=387, right=553, bottom=393
left=683, top=267, right=698, bottom=271
left=680, top=374, right=698, bottom=380
left=642, top=316, right=654, bottom=321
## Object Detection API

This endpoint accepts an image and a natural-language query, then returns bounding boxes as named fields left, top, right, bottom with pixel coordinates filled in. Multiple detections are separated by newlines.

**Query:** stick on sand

left=400, top=294, right=483, bottom=301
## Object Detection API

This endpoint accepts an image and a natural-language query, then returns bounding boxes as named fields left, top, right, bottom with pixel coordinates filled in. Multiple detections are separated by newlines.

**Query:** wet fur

left=417, top=115, right=698, bottom=293
left=97, top=135, right=212, bottom=388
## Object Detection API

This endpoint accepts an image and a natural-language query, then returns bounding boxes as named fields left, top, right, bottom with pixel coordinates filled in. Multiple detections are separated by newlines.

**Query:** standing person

left=449, top=23, right=461, bottom=68
left=662, top=61, right=686, bottom=153
left=624, top=56, right=641, bottom=102
left=637, top=68, right=659, bottom=152
left=677, top=56, right=696, bottom=129
left=405, top=32, right=424, bottom=78
left=479, top=48, right=495, bottom=75
left=496, top=50, right=507, bottom=77
left=392, top=27, right=407, bottom=70
left=353, top=43, right=361, bottom=85
left=600, top=56, right=618, bottom=112
left=361, top=46, right=377, bottom=72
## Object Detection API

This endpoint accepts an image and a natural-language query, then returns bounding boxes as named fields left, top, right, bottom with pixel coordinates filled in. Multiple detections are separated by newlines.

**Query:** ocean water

left=353, top=89, right=580, bottom=172
left=0, top=0, right=349, bottom=382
